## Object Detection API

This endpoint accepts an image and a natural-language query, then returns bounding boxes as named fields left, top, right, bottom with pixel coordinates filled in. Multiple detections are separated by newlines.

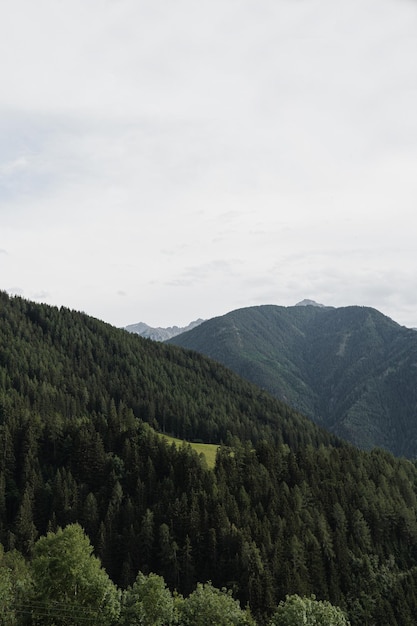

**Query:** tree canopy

left=121, top=571, right=173, bottom=626
left=29, top=524, right=120, bottom=625
left=178, top=581, right=255, bottom=626
left=268, top=594, right=350, bottom=626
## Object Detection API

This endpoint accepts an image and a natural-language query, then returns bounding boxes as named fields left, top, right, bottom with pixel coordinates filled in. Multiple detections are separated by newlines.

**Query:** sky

left=1, top=0, right=417, bottom=329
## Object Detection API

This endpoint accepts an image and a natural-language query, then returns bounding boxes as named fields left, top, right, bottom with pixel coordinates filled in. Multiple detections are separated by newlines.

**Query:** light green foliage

left=121, top=571, right=174, bottom=626
left=268, top=594, right=350, bottom=626
left=0, top=545, right=32, bottom=625
left=30, top=524, right=121, bottom=625
left=0, top=565, right=13, bottom=625
left=179, top=581, right=255, bottom=626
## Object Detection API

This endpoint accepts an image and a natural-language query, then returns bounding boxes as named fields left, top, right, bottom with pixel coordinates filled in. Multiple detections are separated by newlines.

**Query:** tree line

left=1, top=522, right=349, bottom=625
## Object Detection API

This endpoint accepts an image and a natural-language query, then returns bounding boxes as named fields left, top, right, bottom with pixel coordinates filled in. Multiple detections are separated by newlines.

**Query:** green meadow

left=160, top=433, right=219, bottom=469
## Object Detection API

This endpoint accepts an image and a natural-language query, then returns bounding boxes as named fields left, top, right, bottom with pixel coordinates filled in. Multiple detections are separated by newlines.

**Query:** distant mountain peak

left=124, top=318, right=204, bottom=342
left=295, top=299, right=326, bottom=308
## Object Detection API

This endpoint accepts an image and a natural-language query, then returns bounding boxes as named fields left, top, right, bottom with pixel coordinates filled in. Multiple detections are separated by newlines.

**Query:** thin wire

left=10, top=600, right=106, bottom=624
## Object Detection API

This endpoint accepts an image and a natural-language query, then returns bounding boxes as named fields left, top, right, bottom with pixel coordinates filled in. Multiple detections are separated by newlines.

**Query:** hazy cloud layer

left=1, top=0, right=417, bottom=327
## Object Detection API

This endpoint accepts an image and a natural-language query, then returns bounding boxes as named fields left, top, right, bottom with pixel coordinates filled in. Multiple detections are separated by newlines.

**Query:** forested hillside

left=169, top=304, right=417, bottom=457
left=2, top=292, right=417, bottom=624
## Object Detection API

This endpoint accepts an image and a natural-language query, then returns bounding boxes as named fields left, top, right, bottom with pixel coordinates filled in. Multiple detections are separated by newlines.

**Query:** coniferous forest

left=2, top=291, right=417, bottom=624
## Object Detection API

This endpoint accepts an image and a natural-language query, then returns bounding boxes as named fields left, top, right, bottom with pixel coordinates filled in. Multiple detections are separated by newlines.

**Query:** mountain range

left=3, top=291, right=417, bottom=624
left=166, top=303, right=417, bottom=458
left=124, top=318, right=204, bottom=341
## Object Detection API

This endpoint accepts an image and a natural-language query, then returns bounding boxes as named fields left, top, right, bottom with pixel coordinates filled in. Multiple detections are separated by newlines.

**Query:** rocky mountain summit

left=295, top=299, right=328, bottom=307
left=124, top=318, right=204, bottom=341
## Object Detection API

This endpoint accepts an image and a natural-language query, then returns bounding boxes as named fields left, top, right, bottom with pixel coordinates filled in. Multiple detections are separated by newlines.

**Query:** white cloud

left=1, top=0, right=417, bottom=328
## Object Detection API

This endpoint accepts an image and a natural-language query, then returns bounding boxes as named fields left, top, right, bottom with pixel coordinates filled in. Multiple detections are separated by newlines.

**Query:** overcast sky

left=1, top=0, right=417, bottom=329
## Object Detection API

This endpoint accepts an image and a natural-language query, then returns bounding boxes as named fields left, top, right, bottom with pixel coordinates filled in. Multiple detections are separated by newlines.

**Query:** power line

left=9, top=599, right=106, bottom=624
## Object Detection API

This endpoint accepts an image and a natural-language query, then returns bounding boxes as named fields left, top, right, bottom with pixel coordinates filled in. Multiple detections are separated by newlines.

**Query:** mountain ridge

left=169, top=303, right=417, bottom=457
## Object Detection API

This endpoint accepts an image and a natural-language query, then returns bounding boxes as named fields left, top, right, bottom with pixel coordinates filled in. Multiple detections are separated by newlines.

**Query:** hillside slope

left=2, top=292, right=417, bottom=624
left=0, top=293, right=328, bottom=449
left=169, top=304, right=417, bottom=457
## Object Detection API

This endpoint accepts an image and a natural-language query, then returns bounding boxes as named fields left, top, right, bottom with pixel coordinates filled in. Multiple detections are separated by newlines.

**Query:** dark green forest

left=2, top=291, right=417, bottom=624
left=169, top=303, right=417, bottom=457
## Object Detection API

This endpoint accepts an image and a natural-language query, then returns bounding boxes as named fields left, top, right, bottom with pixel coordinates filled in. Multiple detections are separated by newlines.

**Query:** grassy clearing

left=160, top=433, right=219, bottom=469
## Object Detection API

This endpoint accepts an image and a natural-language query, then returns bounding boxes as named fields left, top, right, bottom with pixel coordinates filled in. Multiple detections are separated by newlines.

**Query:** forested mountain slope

left=2, top=292, right=417, bottom=624
left=0, top=293, right=328, bottom=448
left=169, top=304, right=417, bottom=457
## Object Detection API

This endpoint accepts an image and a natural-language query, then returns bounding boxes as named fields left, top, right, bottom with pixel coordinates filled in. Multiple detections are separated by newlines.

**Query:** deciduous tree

left=179, top=581, right=255, bottom=626
left=268, top=594, right=350, bottom=626
left=29, top=524, right=120, bottom=625
left=121, top=571, right=174, bottom=626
